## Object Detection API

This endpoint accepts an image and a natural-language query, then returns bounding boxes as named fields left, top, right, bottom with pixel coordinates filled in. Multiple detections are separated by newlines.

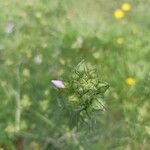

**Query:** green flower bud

left=77, top=87, right=84, bottom=94
left=82, top=93, right=91, bottom=101
left=68, top=95, right=79, bottom=107
left=97, top=82, right=109, bottom=93
left=72, top=73, right=79, bottom=80
left=91, top=79, right=97, bottom=85
left=90, top=99, right=105, bottom=111
left=76, top=61, right=87, bottom=75
left=73, top=83, right=78, bottom=89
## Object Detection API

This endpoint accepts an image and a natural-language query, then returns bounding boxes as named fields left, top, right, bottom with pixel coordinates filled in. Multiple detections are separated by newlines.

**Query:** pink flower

left=51, top=80, right=65, bottom=89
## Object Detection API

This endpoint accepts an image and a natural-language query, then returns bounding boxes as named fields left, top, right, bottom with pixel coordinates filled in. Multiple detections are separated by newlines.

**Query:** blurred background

left=0, top=0, right=150, bottom=149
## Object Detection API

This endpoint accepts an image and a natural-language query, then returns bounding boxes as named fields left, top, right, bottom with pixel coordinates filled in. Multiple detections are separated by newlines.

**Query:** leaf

left=76, top=60, right=87, bottom=74
left=91, top=100, right=105, bottom=111
left=97, top=81, right=109, bottom=93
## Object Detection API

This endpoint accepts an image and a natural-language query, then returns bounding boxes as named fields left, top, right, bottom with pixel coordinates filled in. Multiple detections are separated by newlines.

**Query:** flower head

left=22, top=68, right=30, bottom=78
left=122, top=3, right=131, bottom=12
left=51, top=80, right=65, bottom=89
left=116, top=37, right=124, bottom=44
left=126, top=77, right=136, bottom=85
left=5, top=23, right=14, bottom=34
left=34, top=54, right=43, bottom=64
left=114, top=9, right=124, bottom=20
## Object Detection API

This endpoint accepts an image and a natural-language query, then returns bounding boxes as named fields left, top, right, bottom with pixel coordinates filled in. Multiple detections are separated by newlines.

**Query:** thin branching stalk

left=15, top=57, right=21, bottom=133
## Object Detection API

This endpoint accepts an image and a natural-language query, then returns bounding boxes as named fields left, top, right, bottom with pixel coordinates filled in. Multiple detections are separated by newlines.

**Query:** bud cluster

left=67, top=61, right=109, bottom=112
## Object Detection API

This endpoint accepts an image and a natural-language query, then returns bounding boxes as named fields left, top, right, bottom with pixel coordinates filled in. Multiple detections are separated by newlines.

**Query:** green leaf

left=97, top=82, right=109, bottom=93
left=91, top=100, right=105, bottom=111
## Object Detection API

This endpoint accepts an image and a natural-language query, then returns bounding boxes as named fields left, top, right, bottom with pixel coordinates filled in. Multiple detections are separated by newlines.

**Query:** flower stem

left=15, top=58, right=21, bottom=132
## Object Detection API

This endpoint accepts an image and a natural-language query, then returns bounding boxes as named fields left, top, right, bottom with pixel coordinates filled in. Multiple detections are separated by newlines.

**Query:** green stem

left=15, top=59, right=21, bottom=132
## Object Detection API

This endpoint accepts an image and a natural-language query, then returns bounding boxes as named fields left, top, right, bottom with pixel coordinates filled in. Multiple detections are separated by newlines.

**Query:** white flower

left=5, top=23, right=14, bottom=34
left=34, top=54, right=43, bottom=64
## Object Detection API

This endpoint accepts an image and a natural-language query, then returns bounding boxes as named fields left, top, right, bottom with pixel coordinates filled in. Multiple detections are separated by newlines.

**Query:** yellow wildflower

left=93, top=52, right=100, bottom=59
left=116, top=37, right=124, bottom=44
left=22, top=68, right=30, bottom=78
left=59, top=58, right=66, bottom=65
left=21, top=94, right=31, bottom=109
left=1, top=81, right=7, bottom=87
left=5, top=123, right=16, bottom=134
left=26, top=51, right=32, bottom=58
left=35, top=12, right=42, bottom=18
left=145, top=126, right=150, bottom=135
left=20, top=120, right=27, bottom=130
left=126, top=77, right=136, bottom=85
left=122, top=3, right=131, bottom=12
left=44, top=89, right=49, bottom=96
left=39, top=99, right=49, bottom=111
left=5, top=59, right=13, bottom=66
left=114, top=9, right=124, bottom=20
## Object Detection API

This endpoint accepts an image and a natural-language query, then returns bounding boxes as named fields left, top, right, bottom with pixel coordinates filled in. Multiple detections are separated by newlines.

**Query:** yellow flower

left=116, top=37, right=124, bottom=44
left=59, top=58, right=66, bottom=65
left=26, top=51, right=32, bottom=58
left=35, top=12, right=42, bottom=18
left=93, top=52, right=100, bottom=59
left=39, top=99, right=49, bottom=111
left=114, top=9, right=124, bottom=20
left=145, top=126, right=150, bottom=135
left=21, top=94, right=31, bottom=109
left=44, top=89, right=49, bottom=96
left=1, top=81, right=7, bottom=87
left=122, top=3, right=131, bottom=12
left=126, top=77, right=136, bottom=85
left=5, top=123, right=16, bottom=134
left=5, top=59, right=13, bottom=66
left=22, top=68, right=30, bottom=78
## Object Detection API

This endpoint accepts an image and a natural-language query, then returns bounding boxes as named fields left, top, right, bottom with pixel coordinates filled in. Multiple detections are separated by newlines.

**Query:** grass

left=0, top=0, right=150, bottom=149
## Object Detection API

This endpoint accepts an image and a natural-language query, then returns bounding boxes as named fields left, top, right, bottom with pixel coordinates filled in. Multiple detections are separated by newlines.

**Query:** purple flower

left=51, top=80, right=65, bottom=89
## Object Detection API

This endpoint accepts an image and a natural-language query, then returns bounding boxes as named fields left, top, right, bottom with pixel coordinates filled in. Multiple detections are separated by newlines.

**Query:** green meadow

left=0, top=0, right=149, bottom=149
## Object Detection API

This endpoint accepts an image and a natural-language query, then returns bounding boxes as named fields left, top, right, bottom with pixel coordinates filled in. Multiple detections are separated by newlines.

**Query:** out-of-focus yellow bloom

left=5, top=123, right=15, bottom=134
left=114, top=9, right=124, bottom=20
left=93, top=52, right=100, bottom=59
left=145, top=126, right=150, bottom=135
left=138, top=102, right=149, bottom=122
left=1, top=81, right=7, bottom=87
left=35, top=12, right=42, bottom=18
left=22, top=68, right=30, bottom=78
left=59, top=58, right=66, bottom=65
left=44, top=89, right=49, bottom=96
left=41, top=19, right=47, bottom=26
left=39, top=99, right=49, bottom=111
left=20, top=120, right=27, bottom=130
left=122, top=3, right=131, bottom=12
left=21, top=94, right=31, bottom=109
left=0, top=148, right=4, bottom=150
left=5, top=60, right=13, bottom=66
left=42, top=43, right=47, bottom=48
left=26, top=51, right=32, bottom=58
left=126, top=77, right=136, bottom=85
left=116, top=37, right=124, bottom=44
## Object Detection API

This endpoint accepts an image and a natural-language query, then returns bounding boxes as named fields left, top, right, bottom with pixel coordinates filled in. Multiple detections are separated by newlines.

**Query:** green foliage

left=67, top=60, right=109, bottom=112
left=0, top=0, right=150, bottom=150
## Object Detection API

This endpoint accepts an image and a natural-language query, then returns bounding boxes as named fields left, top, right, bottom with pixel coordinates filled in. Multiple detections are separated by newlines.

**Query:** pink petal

left=51, top=80, right=65, bottom=89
